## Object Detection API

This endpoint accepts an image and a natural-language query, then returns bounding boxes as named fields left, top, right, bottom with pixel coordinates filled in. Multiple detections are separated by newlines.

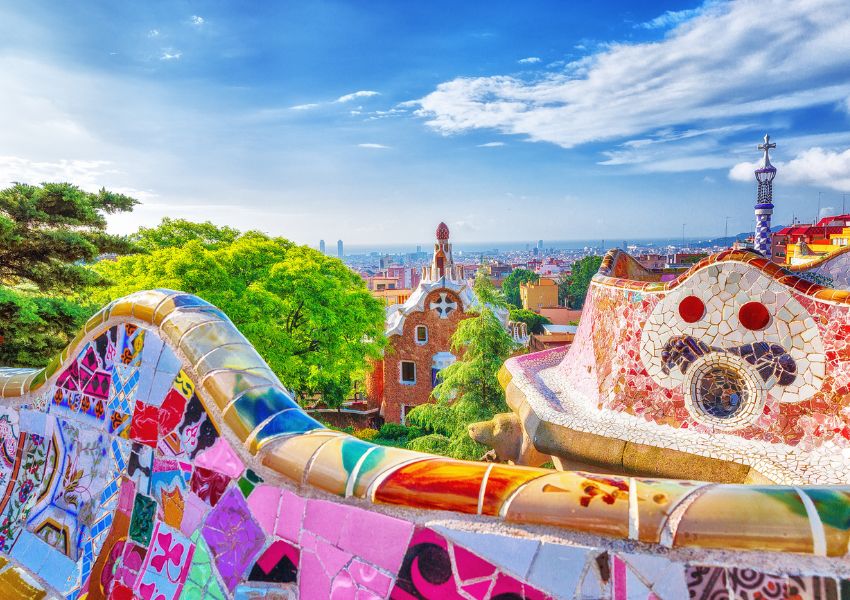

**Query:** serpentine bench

left=0, top=286, right=846, bottom=599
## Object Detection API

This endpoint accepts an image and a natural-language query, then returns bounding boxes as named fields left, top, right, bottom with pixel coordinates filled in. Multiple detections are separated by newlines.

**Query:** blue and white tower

left=753, top=134, right=777, bottom=256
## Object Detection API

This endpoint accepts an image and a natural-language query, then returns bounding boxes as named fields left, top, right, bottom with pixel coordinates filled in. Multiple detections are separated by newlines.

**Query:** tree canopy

left=133, top=217, right=242, bottom=252
left=0, top=183, right=137, bottom=291
left=89, top=226, right=386, bottom=407
left=406, top=274, right=516, bottom=459
left=508, top=308, right=551, bottom=334
left=501, top=268, right=538, bottom=308
left=0, top=182, right=138, bottom=368
left=0, top=289, right=91, bottom=368
left=562, top=255, right=603, bottom=309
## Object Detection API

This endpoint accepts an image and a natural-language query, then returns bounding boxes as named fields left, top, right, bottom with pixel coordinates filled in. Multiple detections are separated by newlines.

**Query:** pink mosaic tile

left=337, top=505, right=414, bottom=573
left=193, top=436, right=244, bottom=478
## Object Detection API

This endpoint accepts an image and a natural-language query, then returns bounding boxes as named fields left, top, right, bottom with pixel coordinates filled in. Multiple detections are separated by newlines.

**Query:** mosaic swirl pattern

left=495, top=249, right=850, bottom=486
left=0, top=288, right=848, bottom=598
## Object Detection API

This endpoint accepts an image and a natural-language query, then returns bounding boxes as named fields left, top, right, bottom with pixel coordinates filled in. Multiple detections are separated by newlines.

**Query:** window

left=415, top=325, right=428, bottom=344
left=400, top=361, right=416, bottom=384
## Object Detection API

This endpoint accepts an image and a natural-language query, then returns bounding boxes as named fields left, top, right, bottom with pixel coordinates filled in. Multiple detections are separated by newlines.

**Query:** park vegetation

left=0, top=182, right=531, bottom=462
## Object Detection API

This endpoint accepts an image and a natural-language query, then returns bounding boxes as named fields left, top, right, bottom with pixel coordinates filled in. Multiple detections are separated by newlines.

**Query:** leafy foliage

left=562, top=255, right=603, bottom=309
left=89, top=226, right=386, bottom=407
left=0, top=288, right=92, bottom=367
left=406, top=274, right=516, bottom=460
left=0, top=183, right=137, bottom=291
left=133, top=217, right=241, bottom=252
left=508, top=308, right=551, bottom=334
left=501, top=268, right=538, bottom=308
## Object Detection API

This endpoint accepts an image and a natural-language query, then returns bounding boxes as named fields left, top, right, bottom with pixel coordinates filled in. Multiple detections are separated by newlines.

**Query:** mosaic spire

left=753, top=133, right=777, bottom=256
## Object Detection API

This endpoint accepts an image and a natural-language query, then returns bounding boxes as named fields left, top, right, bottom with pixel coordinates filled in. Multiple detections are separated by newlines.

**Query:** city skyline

left=2, top=1, right=850, bottom=244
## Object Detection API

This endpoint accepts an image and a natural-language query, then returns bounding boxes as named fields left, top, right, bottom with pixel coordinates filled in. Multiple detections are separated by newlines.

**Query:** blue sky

left=2, top=0, right=850, bottom=245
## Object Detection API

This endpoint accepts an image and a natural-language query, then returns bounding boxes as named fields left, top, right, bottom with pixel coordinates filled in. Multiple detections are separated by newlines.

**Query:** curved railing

left=0, top=290, right=850, bottom=599
left=595, top=247, right=850, bottom=302
left=2, top=287, right=849, bottom=566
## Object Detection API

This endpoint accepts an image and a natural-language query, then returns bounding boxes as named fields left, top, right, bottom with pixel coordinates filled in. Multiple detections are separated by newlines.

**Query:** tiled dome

left=436, top=221, right=450, bottom=240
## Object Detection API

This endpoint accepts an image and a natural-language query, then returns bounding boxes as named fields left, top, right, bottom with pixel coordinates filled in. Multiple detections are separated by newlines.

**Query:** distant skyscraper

left=416, top=245, right=421, bottom=253
left=754, top=134, right=777, bottom=257
left=337, top=239, right=344, bottom=257
left=537, top=239, right=543, bottom=251
left=319, top=239, right=325, bottom=254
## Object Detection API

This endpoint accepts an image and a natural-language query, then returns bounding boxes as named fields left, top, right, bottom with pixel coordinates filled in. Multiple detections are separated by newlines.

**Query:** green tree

left=501, top=268, right=538, bottom=308
left=89, top=231, right=386, bottom=408
left=406, top=274, right=516, bottom=460
left=508, top=308, right=551, bottom=334
left=0, top=183, right=137, bottom=291
left=0, top=183, right=137, bottom=368
left=0, top=289, right=92, bottom=367
left=133, top=217, right=241, bottom=252
left=564, top=255, right=603, bottom=309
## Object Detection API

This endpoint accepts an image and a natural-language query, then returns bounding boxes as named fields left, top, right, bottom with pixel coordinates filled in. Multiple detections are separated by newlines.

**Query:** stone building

left=366, top=222, right=508, bottom=423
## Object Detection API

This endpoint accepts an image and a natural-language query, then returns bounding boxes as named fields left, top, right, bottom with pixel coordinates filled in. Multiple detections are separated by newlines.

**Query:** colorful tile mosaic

left=0, top=285, right=848, bottom=598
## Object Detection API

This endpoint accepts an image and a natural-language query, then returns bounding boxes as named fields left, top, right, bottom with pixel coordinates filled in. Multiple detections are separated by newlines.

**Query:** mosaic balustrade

left=0, top=287, right=847, bottom=598
left=490, top=248, right=850, bottom=489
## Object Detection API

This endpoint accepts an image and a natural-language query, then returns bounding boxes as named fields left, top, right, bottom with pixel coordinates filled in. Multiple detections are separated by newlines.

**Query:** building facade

left=366, top=222, right=499, bottom=423
left=519, top=278, right=559, bottom=312
left=773, top=214, right=850, bottom=265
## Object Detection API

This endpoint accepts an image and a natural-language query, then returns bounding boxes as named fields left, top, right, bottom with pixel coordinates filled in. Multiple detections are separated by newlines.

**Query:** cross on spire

left=758, top=133, right=776, bottom=169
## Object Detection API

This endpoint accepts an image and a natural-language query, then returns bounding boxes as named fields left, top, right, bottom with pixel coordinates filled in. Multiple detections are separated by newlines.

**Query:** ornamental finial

left=758, top=133, right=776, bottom=170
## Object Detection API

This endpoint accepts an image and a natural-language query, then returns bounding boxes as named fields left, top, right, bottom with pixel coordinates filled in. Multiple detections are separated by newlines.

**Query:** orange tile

left=373, top=458, right=488, bottom=514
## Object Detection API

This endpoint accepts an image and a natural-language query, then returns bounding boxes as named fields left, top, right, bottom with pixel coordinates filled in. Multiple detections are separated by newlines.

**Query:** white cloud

left=190, top=15, right=205, bottom=26
left=357, top=143, right=390, bottom=149
left=477, top=142, right=505, bottom=147
left=0, top=156, right=113, bottom=190
left=336, top=90, right=379, bottom=103
left=148, top=29, right=160, bottom=38
left=160, top=50, right=182, bottom=61
left=730, top=147, right=850, bottom=191
left=415, top=0, right=850, bottom=150
left=518, top=57, right=541, bottom=64
left=290, top=103, right=319, bottom=111
left=637, top=7, right=705, bottom=29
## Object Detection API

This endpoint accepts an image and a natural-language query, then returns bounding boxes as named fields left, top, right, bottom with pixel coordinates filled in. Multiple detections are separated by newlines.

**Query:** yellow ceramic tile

left=0, top=567, right=47, bottom=600
left=632, top=479, right=707, bottom=544
left=130, top=289, right=173, bottom=323
left=672, top=485, right=815, bottom=554
left=180, top=321, right=251, bottom=368
left=84, top=308, right=108, bottom=334
left=194, top=344, right=268, bottom=381
left=107, top=296, right=134, bottom=320
left=262, top=430, right=344, bottom=484
left=502, top=471, right=630, bottom=538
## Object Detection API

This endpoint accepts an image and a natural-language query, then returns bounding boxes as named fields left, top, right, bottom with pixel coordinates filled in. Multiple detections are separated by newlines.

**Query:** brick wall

left=381, top=289, right=469, bottom=423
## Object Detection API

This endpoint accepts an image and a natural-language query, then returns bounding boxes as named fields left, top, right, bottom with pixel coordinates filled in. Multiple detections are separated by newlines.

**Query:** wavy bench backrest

left=0, top=289, right=846, bottom=598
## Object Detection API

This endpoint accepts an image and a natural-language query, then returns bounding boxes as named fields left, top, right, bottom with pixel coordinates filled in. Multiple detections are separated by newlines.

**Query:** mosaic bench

left=0, top=287, right=847, bottom=599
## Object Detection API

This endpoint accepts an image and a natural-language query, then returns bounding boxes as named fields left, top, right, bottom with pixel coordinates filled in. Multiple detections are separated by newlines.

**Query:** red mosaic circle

left=739, top=301, right=770, bottom=330
left=678, top=295, right=705, bottom=323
